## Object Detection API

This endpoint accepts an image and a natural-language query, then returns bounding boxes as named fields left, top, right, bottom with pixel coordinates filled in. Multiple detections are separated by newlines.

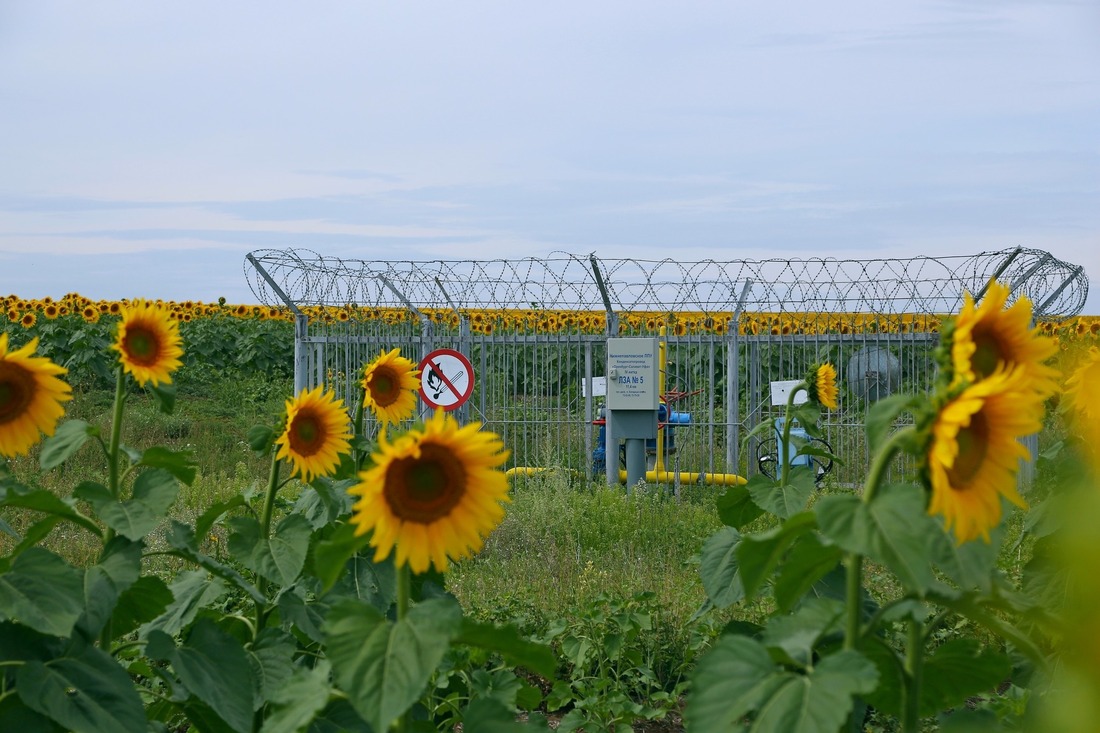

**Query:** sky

left=1, top=1, right=1098, bottom=313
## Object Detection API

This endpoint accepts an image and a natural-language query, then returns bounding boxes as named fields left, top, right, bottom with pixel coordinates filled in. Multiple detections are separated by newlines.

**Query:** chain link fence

left=244, top=248, right=1087, bottom=489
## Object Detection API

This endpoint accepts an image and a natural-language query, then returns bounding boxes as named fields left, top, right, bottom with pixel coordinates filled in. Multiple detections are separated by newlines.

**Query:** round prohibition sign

left=418, top=348, right=475, bottom=411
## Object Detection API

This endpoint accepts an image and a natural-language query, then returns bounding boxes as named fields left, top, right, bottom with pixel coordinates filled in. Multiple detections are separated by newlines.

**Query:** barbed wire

left=244, top=247, right=1087, bottom=320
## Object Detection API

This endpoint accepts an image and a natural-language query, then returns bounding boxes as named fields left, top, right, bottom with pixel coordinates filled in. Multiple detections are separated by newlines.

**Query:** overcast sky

left=1, top=1, right=1098, bottom=313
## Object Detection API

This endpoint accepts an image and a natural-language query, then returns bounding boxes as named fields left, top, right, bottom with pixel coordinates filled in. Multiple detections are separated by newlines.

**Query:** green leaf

left=137, top=446, right=197, bottom=485
left=462, top=697, right=551, bottom=732
left=78, top=536, right=143, bottom=639
left=698, top=527, right=745, bottom=609
left=325, top=596, right=463, bottom=733
left=247, top=628, right=298, bottom=711
left=16, top=644, right=147, bottom=733
left=457, top=618, right=558, bottom=678
left=761, top=598, right=846, bottom=668
left=815, top=484, right=939, bottom=594
left=0, top=478, right=102, bottom=538
left=111, top=575, right=173, bottom=638
left=0, top=547, right=85, bottom=637
left=750, top=650, right=880, bottom=733
left=685, top=634, right=784, bottom=730
left=737, top=512, right=817, bottom=601
left=297, top=477, right=356, bottom=529
left=39, top=419, right=98, bottom=470
left=75, top=469, right=179, bottom=541
left=138, top=569, right=228, bottom=638
left=260, top=659, right=333, bottom=733
left=716, top=482, right=766, bottom=529
left=791, top=402, right=823, bottom=438
left=749, top=467, right=816, bottom=519
left=248, top=424, right=275, bottom=453
left=773, top=534, right=843, bottom=614
left=147, top=380, right=177, bottom=414
left=931, top=519, right=1004, bottom=593
left=865, top=394, right=916, bottom=453
left=165, top=521, right=265, bottom=603
left=194, top=494, right=247, bottom=542
left=147, top=619, right=255, bottom=733
left=313, top=521, right=373, bottom=593
left=228, top=513, right=311, bottom=588
left=328, top=552, right=400, bottom=614
left=865, top=638, right=1011, bottom=718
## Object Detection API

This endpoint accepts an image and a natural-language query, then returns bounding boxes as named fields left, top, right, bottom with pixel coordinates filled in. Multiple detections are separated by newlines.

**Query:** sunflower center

left=123, top=328, right=160, bottom=366
left=969, top=329, right=1003, bottom=379
left=384, top=443, right=466, bottom=524
left=947, top=412, right=989, bottom=489
left=288, top=412, right=325, bottom=456
left=368, top=367, right=399, bottom=407
left=0, top=362, right=36, bottom=425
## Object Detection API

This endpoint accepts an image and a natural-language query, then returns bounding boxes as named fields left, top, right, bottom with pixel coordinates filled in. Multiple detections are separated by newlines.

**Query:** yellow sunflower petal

left=951, top=280, right=1059, bottom=396
left=274, top=385, right=352, bottom=483
left=362, top=348, right=421, bottom=424
left=0, top=334, right=73, bottom=458
left=926, top=367, right=1043, bottom=543
left=112, top=299, right=184, bottom=386
left=349, top=409, right=511, bottom=573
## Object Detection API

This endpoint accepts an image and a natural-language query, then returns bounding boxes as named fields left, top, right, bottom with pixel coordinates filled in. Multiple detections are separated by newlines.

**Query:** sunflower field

left=2, top=289, right=1100, bottom=733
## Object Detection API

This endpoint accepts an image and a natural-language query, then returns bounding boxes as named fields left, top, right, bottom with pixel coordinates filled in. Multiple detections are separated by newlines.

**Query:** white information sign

left=606, top=337, right=659, bottom=410
left=418, top=349, right=475, bottom=411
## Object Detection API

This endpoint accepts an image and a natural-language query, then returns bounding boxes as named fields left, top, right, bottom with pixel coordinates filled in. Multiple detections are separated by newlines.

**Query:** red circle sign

left=418, top=349, right=475, bottom=411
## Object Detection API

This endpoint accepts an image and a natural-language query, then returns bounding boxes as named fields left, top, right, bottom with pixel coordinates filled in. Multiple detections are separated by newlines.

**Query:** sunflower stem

left=353, top=387, right=367, bottom=470
left=780, top=382, right=807, bottom=488
left=100, top=365, right=127, bottom=653
left=844, top=426, right=913, bottom=652
left=901, top=616, right=924, bottom=733
left=107, top=365, right=127, bottom=503
left=255, top=451, right=282, bottom=632
left=395, top=563, right=411, bottom=733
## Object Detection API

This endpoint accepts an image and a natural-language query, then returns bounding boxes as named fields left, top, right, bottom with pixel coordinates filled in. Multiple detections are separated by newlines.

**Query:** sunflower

left=20, top=313, right=35, bottom=328
left=112, top=299, right=184, bottom=386
left=362, top=348, right=421, bottom=425
left=951, top=280, right=1058, bottom=396
left=0, top=334, right=72, bottom=458
left=275, top=385, right=352, bottom=483
left=81, top=305, right=99, bottom=323
left=349, top=410, right=511, bottom=574
left=925, top=367, right=1043, bottom=543
left=807, top=363, right=838, bottom=410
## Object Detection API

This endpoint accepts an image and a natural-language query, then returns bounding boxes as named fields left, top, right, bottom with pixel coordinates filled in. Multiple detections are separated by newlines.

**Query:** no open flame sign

left=418, top=348, right=475, bottom=411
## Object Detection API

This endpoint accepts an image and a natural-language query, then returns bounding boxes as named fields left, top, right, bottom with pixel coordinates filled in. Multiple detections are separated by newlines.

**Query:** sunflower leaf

left=138, top=446, right=197, bottom=486
left=0, top=478, right=102, bottom=539
left=736, top=511, right=817, bottom=601
left=698, top=526, right=745, bottom=609
left=38, top=419, right=98, bottom=470
left=147, top=381, right=177, bottom=414
left=325, top=596, right=463, bottom=733
left=716, top=481, right=766, bottom=529
left=0, top=547, right=85, bottom=637
left=16, top=644, right=147, bottom=733
left=815, top=484, right=939, bottom=594
left=865, top=394, right=917, bottom=454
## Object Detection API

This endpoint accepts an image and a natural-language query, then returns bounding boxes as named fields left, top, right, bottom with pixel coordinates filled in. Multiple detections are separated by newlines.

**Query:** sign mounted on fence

left=418, top=348, right=475, bottom=411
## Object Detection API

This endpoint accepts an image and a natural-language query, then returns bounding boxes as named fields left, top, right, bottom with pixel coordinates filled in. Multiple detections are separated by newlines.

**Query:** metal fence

left=244, top=248, right=1087, bottom=489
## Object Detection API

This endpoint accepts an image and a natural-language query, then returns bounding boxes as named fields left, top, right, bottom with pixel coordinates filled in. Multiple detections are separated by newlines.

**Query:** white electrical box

left=606, top=338, right=659, bottom=410
left=770, top=379, right=808, bottom=407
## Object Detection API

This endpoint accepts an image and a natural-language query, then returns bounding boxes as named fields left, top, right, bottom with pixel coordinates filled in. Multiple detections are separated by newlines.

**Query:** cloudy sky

left=1, top=1, right=1098, bottom=312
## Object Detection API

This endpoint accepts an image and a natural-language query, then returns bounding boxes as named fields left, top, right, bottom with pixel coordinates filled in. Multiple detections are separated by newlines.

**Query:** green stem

left=255, top=451, right=282, bottom=632
left=395, top=563, right=411, bottom=733
left=100, top=366, right=127, bottom=653
left=353, top=386, right=367, bottom=470
left=901, top=617, right=924, bottom=733
left=843, top=426, right=915, bottom=651
left=780, top=383, right=807, bottom=488
left=107, top=365, right=127, bottom=502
